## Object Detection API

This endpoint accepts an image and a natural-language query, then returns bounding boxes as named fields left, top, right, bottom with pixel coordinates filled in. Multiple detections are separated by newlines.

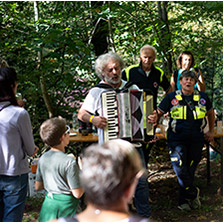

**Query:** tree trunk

left=157, top=1, right=173, bottom=75
left=108, top=1, right=116, bottom=52
left=34, top=1, right=55, bottom=118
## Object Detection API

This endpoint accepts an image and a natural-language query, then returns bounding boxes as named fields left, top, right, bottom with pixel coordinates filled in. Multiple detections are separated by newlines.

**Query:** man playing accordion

left=78, top=52, right=151, bottom=218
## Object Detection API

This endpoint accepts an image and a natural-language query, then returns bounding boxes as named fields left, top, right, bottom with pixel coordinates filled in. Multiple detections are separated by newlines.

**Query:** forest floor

left=148, top=145, right=223, bottom=222
left=23, top=141, right=223, bottom=222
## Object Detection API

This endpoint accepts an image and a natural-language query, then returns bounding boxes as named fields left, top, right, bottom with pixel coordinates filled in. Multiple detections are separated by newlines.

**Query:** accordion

left=101, top=89, right=154, bottom=143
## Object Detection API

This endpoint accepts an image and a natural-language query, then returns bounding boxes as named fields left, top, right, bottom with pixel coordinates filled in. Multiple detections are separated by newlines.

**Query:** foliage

left=1, top=1, right=98, bottom=149
left=1, top=1, right=223, bottom=149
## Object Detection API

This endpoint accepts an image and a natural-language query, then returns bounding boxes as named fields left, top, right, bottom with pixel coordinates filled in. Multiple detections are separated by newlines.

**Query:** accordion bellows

left=101, top=89, right=153, bottom=143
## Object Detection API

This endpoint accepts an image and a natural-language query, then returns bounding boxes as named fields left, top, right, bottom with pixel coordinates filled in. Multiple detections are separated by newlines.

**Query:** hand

left=204, top=131, right=214, bottom=144
left=148, top=135, right=159, bottom=143
left=148, top=110, right=158, bottom=127
left=31, top=146, right=39, bottom=157
left=92, top=116, right=107, bottom=129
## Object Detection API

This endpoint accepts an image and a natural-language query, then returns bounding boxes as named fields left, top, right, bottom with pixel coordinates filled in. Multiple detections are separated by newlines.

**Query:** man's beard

left=104, top=75, right=121, bottom=85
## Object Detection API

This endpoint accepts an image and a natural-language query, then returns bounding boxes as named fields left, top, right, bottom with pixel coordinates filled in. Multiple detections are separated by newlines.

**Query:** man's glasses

left=65, top=125, right=70, bottom=135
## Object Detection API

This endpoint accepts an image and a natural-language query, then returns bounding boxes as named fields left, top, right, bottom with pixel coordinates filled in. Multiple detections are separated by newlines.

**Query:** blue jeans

left=0, top=173, right=28, bottom=222
left=134, top=147, right=151, bottom=217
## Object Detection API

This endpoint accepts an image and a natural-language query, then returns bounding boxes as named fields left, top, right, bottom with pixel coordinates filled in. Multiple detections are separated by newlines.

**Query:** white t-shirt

left=81, top=80, right=139, bottom=144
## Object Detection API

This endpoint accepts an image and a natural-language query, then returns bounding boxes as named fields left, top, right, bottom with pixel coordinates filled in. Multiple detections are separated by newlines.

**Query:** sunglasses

left=65, top=125, right=70, bottom=135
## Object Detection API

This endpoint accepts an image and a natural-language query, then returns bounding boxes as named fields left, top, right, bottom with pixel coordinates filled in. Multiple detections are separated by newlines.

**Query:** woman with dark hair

left=0, top=67, right=38, bottom=222
left=170, top=51, right=205, bottom=92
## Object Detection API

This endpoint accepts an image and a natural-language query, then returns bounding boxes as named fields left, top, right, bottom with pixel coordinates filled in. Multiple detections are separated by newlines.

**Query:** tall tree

left=157, top=1, right=173, bottom=74
left=34, top=1, right=55, bottom=118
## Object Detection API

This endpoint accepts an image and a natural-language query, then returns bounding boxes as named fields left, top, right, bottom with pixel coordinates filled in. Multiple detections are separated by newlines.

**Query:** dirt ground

left=23, top=145, right=223, bottom=222
left=148, top=145, right=223, bottom=222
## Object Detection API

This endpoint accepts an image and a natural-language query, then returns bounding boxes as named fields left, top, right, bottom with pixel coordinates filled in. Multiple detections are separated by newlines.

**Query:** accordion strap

left=94, top=81, right=134, bottom=93
left=94, top=83, right=114, bottom=90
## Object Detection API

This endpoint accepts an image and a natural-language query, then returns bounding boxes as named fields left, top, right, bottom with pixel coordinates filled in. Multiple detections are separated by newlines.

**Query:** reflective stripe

left=171, top=105, right=206, bottom=120
left=171, top=157, right=178, bottom=162
left=193, top=106, right=206, bottom=120
left=155, top=66, right=164, bottom=82
left=143, top=101, right=146, bottom=128
left=125, top=64, right=140, bottom=81
left=171, top=118, right=177, bottom=133
left=170, top=106, right=187, bottom=119
left=184, top=106, right=187, bottom=119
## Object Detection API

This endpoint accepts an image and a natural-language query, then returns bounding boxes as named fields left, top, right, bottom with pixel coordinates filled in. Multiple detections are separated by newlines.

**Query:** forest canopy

left=1, top=1, right=223, bottom=145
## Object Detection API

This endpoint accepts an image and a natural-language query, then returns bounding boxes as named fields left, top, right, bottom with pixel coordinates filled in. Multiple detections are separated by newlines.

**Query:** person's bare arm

left=71, top=187, right=84, bottom=199
left=170, top=73, right=176, bottom=92
left=166, top=85, right=173, bottom=94
left=78, top=108, right=107, bottom=129
left=204, top=108, right=215, bottom=143
left=197, top=69, right=205, bottom=92
left=35, top=181, right=44, bottom=191
left=148, top=109, right=165, bottom=126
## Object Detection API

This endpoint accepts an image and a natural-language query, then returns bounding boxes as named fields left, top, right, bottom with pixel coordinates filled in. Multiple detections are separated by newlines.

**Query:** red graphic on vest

left=153, top=82, right=158, bottom=88
left=171, top=98, right=179, bottom=106
left=200, top=98, right=206, bottom=105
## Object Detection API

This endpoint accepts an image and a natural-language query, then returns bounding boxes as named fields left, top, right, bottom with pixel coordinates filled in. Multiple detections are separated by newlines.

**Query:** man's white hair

left=140, top=45, right=156, bottom=58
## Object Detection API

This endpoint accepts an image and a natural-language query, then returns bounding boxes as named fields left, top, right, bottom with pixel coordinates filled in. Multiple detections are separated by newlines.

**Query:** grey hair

left=179, top=70, right=198, bottom=83
left=80, top=139, right=143, bottom=208
left=140, top=44, right=156, bottom=58
left=94, top=52, right=125, bottom=80
left=0, top=59, right=9, bottom=68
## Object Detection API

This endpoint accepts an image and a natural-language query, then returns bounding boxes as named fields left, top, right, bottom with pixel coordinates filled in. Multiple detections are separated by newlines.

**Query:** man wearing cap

left=148, top=70, right=215, bottom=211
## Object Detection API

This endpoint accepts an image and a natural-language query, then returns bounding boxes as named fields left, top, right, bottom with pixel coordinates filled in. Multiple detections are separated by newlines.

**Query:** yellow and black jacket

left=122, top=62, right=171, bottom=108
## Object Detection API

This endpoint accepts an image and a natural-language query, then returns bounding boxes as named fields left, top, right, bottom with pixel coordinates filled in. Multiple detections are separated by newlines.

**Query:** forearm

left=170, top=74, right=176, bottom=92
left=197, top=70, right=205, bottom=92
left=156, top=108, right=164, bottom=123
left=78, top=108, right=92, bottom=123
left=166, top=86, right=173, bottom=94
left=197, top=81, right=205, bottom=92
left=35, top=181, right=44, bottom=191
left=148, top=108, right=164, bottom=126
left=78, top=108, right=107, bottom=129
left=207, top=109, right=215, bottom=133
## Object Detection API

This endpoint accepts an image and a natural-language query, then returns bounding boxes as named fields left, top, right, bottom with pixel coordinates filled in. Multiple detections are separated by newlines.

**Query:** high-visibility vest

left=170, top=90, right=206, bottom=120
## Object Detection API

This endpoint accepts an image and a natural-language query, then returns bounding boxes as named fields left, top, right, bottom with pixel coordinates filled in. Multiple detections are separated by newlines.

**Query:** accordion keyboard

left=101, top=91, right=119, bottom=142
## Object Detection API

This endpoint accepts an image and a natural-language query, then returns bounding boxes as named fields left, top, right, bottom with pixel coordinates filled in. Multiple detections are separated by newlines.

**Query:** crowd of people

left=0, top=46, right=215, bottom=222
